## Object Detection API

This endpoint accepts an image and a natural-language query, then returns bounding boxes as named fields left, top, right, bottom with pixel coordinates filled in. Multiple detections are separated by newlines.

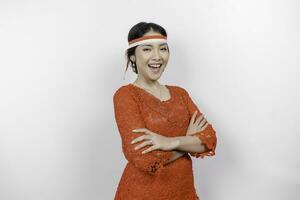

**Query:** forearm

left=163, top=150, right=186, bottom=165
left=172, top=135, right=207, bottom=153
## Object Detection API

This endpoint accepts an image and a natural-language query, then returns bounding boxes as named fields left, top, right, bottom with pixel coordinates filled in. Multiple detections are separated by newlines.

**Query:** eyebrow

left=141, top=43, right=168, bottom=47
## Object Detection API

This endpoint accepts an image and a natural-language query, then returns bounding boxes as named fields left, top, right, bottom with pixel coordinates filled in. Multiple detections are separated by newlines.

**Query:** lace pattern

left=113, top=84, right=217, bottom=200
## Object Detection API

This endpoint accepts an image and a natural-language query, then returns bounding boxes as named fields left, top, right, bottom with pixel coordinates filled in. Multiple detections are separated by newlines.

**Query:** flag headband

left=128, top=35, right=167, bottom=49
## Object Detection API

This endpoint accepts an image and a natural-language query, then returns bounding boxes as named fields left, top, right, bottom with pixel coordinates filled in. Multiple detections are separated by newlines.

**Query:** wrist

left=170, top=137, right=180, bottom=150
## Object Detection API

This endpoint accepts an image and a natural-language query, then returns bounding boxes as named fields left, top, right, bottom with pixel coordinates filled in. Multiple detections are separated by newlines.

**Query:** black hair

left=125, top=22, right=169, bottom=74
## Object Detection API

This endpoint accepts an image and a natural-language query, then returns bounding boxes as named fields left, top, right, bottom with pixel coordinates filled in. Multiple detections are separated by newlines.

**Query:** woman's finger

left=131, top=134, right=152, bottom=144
left=132, top=128, right=147, bottom=133
left=195, top=114, right=204, bottom=126
left=189, top=111, right=198, bottom=125
left=196, top=120, right=207, bottom=131
left=198, top=117, right=207, bottom=127
left=132, top=128, right=153, bottom=135
left=200, top=122, right=209, bottom=131
left=142, top=145, right=157, bottom=154
left=134, top=140, right=153, bottom=150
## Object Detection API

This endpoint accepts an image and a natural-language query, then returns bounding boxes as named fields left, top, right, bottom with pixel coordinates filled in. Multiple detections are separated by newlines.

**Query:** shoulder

left=113, top=84, right=141, bottom=105
left=168, top=85, right=190, bottom=96
left=113, top=84, right=131, bottom=100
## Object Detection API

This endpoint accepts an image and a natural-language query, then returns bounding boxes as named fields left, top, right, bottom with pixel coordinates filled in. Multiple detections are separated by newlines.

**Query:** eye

left=143, top=48, right=151, bottom=51
left=161, top=47, right=168, bottom=51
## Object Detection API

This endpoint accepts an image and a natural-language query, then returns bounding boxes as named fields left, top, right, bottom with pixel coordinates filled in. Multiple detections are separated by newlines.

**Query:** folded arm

left=113, top=87, right=176, bottom=175
left=177, top=87, right=217, bottom=158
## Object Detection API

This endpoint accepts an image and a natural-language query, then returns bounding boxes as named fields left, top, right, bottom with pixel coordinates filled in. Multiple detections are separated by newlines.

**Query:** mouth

left=148, top=63, right=162, bottom=74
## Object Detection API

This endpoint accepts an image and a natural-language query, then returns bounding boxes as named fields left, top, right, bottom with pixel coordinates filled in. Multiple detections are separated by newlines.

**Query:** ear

left=130, top=55, right=135, bottom=62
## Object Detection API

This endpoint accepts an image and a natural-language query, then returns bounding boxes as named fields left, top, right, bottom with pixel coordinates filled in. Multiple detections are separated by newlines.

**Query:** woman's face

left=131, top=30, right=170, bottom=81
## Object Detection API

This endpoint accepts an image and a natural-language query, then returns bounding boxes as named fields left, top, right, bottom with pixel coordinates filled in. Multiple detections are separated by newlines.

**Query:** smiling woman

left=113, top=22, right=217, bottom=200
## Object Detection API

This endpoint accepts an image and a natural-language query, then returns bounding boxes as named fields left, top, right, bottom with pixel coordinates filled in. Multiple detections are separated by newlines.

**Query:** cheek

left=162, top=51, right=169, bottom=58
left=162, top=54, right=169, bottom=61
left=142, top=53, right=152, bottom=60
left=137, top=53, right=150, bottom=63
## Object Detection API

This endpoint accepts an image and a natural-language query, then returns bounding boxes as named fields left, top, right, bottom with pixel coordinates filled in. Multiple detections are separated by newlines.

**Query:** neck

left=133, top=76, right=161, bottom=89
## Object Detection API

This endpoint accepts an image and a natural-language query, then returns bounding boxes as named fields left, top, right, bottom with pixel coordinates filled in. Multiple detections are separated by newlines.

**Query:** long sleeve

left=179, top=87, right=217, bottom=159
left=113, top=87, right=173, bottom=175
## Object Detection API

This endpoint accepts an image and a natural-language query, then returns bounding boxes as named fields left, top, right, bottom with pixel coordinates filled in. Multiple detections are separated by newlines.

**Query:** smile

left=148, top=64, right=162, bottom=74
left=148, top=64, right=162, bottom=68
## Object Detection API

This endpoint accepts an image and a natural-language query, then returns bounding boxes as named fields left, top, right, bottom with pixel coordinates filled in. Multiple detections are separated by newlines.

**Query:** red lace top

left=113, top=83, right=217, bottom=200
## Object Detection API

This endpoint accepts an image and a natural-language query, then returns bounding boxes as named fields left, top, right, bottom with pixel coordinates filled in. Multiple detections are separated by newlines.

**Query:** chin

left=147, top=67, right=165, bottom=79
left=149, top=74, right=163, bottom=81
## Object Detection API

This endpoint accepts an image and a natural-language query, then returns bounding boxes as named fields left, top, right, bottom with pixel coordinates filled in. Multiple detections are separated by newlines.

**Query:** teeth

left=148, top=64, right=161, bottom=68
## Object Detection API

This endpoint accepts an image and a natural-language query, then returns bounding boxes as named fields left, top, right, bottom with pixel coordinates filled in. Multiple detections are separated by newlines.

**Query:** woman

left=113, top=22, right=217, bottom=200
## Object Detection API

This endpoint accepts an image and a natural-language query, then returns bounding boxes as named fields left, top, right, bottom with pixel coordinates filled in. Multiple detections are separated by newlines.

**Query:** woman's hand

left=164, top=150, right=186, bottom=165
left=131, top=128, right=178, bottom=154
left=186, top=111, right=208, bottom=136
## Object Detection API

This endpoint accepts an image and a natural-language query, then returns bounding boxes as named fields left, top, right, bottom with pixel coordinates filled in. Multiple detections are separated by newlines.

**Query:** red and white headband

left=128, top=35, right=167, bottom=49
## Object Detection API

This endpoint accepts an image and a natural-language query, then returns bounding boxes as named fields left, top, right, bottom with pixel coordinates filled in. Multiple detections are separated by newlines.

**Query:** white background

left=0, top=0, right=299, bottom=199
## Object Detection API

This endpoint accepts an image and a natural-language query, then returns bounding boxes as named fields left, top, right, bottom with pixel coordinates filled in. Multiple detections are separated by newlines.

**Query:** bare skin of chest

left=148, top=86, right=171, bottom=101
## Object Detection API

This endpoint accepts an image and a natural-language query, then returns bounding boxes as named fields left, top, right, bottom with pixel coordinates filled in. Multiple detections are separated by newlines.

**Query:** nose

left=152, top=48, right=162, bottom=60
